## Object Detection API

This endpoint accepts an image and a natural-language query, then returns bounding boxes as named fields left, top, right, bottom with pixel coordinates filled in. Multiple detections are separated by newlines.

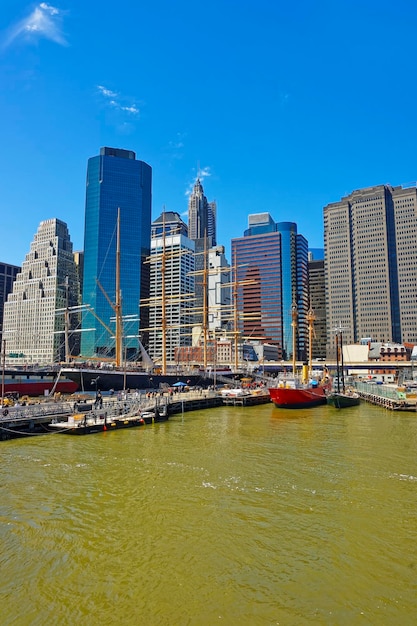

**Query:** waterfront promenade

left=0, top=387, right=271, bottom=439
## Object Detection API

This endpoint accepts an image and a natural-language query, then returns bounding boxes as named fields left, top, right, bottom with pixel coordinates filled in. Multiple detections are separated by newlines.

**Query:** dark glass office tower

left=277, top=222, right=309, bottom=360
left=81, top=147, right=151, bottom=360
left=232, top=214, right=309, bottom=361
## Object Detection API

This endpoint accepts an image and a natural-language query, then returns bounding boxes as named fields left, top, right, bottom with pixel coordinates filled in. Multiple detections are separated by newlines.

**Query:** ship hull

left=60, top=367, right=220, bottom=392
left=2, top=371, right=78, bottom=396
left=327, top=392, right=360, bottom=409
left=268, top=386, right=328, bottom=409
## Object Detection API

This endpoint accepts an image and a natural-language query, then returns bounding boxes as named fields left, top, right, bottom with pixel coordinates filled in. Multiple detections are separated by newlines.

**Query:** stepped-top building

left=2, top=218, right=80, bottom=365
left=188, top=179, right=216, bottom=245
left=188, top=178, right=218, bottom=327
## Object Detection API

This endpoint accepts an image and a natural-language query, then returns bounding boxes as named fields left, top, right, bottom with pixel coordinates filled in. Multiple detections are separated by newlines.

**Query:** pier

left=355, top=382, right=417, bottom=411
left=0, top=388, right=271, bottom=440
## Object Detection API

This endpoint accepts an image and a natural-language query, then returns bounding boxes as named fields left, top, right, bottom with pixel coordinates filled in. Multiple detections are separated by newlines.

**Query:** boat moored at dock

left=268, top=304, right=332, bottom=409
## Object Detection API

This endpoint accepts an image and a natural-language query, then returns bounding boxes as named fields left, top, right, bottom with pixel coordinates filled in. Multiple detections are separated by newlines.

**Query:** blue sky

left=1, top=0, right=417, bottom=267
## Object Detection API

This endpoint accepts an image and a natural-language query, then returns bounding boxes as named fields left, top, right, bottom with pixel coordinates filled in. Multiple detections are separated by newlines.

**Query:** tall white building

left=208, top=245, right=231, bottom=333
left=2, top=219, right=80, bottom=365
left=148, top=227, right=195, bottom=364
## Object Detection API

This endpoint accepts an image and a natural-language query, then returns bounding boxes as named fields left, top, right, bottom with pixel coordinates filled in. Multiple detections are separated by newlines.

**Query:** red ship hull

left=3, top=371, right=78, bottom=397
left=268, top=385, right=328, bottom=409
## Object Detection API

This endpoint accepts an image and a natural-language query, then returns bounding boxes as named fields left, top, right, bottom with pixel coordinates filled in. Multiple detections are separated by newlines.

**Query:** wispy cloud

left=185, top=166, right=212, bottom=196
left=163, top=132, right=186, bottom=162
left=280, top=91, right=290, bottom=106
left=1, top=3, right=68, bottom=50
left=97, top=85, right=140, bottom=116
left=199, top=166, right=211, bottom=180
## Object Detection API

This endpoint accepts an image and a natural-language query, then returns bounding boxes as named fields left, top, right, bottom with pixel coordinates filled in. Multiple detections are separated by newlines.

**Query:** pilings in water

left=355, top=383, right=417, bottom=411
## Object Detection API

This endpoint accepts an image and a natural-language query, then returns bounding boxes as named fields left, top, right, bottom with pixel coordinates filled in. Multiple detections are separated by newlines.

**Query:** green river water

left=1, top=401, right=417, bottom=625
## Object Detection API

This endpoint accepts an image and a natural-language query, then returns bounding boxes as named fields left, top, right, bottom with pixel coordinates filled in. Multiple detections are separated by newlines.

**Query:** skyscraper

left=0, top=261, right=20, bottom=345
left=148, top=212, right=195, bottom=364
left=188, top=178, right=217, bottom=328
left=2, top=219, right=80, bottom=365
left=81, top=147, right=151, bottom=360
left=207, top=245, right=231, bottom=333
left=324, top=183, right=417, bottom=356
left=188, top=179, right=216, bottom=245
left=308, top=258, right=326, bottom=358
left=232, top=214, right=309, bottom=361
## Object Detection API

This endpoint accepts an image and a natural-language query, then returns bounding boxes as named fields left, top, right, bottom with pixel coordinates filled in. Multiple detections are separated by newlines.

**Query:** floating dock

left=0, top=389, right=272, bottom=440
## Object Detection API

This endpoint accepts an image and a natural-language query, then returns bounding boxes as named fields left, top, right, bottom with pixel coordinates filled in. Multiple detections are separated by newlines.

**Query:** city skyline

left=2, top=1, right=417, bottom=267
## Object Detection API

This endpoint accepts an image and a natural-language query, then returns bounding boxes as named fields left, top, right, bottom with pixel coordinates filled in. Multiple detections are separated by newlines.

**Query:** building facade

left=151, top=211, right=188, bottom=238
left=324, top=184, right=417, bottom=356
left=148, top=215, right=195, bottom=365
left=0, top=262, right=20, bottom=345
left=308, top=259, right=327, bottom=359
left=207, top=245, right=231, bottom=334
left=231, top=214, right=309, bottom=361
left=81, top=147, right=152, bottom=361
left=188, top=178, right=216, bottom=245
left=2, top=219, right=80, bottom=365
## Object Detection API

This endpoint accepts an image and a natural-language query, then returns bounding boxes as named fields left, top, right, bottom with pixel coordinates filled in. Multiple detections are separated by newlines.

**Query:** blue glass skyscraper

left=81, top=147, right=151, bottom=360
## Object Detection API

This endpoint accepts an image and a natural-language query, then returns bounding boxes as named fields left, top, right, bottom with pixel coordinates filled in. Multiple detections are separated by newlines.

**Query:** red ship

left=268, top=304, right=331, bottom=409
left=268, top=375, right=331, bottom=409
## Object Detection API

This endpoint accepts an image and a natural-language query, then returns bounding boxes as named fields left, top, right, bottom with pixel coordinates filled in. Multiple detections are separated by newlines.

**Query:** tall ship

left=268, top=305, right=332, bottom=409
left=61, top=210, right=229, bottom=392
left=59, top=364, right=216, bottom=392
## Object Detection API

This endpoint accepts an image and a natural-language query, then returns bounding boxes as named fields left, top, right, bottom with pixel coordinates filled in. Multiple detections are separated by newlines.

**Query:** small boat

left=327, top=390, right=360, bottom=409
left=219, top=387, right=251, bottom=398
left=327, top=328, right=360, bottom=409
left=268, top=304, right=332, bottom=409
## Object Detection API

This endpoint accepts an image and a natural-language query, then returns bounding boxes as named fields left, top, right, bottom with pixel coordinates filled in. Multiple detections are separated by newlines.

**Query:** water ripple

left=1, top=405, right=417, bottom=624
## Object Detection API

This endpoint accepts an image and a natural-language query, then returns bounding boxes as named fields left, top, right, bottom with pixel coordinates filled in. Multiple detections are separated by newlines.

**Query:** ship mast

left=202, top=235, right=209, bottom=371
left=63, top=275, right=71, bottom=363
left=291, top=301, right=298, bottom=375
left=307, top=305, right=315, bottom=379
left=233, top=278, right=239, bottom=372
left=161, top=211, right=167, bottom=375
left=115, top=207, right=123, bottom=367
